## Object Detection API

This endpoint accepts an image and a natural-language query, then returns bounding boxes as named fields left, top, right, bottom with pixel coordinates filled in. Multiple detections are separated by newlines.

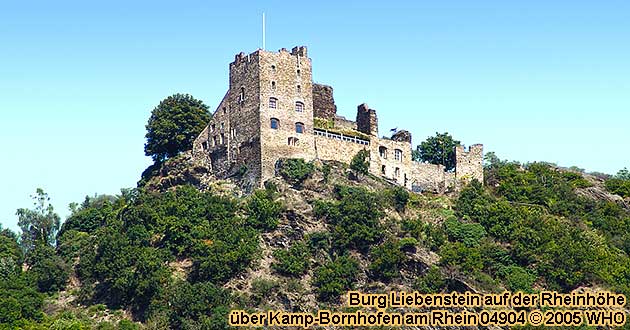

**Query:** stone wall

left=356, top=103, right=378, bottom=136
left=455, top=144, right=484, bottom=187
left=312, top=83, right=337, bottom=119
left=333, top=115, right=357, bottom=131
left=314, top=134, right=369, bottom=164
left=192, top=45, right=484, bottom=194
left=258, top=47, right=316, bottom=184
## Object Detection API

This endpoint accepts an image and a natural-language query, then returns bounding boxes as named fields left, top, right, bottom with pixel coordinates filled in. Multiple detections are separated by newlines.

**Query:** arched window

left=295, top=101, right=304, bottom=112
left=295, top=122, right=305, bottom=134
left=297, top=69, right=301, bottom=76
left=271, top=64, right=276, bottom=72
left=271, top=81, right=276, bottom=90
left=379, top=146, right=388, bottom=159
left=297, top=85, right=301, bottom=93
left=239, top=87, right=245, bottom=102
left=269, top=97, right=277, bottom=109
left=270, top=118, right=279, bottom=129
left=288, top=137, right=299, bottom=146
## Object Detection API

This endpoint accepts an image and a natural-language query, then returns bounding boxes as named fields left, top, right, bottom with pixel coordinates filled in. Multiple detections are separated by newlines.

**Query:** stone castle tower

left=193, top=46, right=484, bottom=192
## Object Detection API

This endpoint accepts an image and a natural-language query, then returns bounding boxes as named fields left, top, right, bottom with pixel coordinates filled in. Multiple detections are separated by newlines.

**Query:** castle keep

left=192, top=46, right=483, bottom=192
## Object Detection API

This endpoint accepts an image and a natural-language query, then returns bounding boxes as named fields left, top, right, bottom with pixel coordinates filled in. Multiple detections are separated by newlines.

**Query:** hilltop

left=2, top=150, right=630, bottom=329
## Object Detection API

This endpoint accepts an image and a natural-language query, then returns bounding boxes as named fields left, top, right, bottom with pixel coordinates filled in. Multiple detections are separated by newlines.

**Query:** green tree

left=350, top=150, right=370, bottom=176
left=144, top=94, right=211, bottom=163
left=413, top=132, right=460, bottom=171
left=313, top=255, right=359, bottom=301
left=16, top=188, right=60, bottom=254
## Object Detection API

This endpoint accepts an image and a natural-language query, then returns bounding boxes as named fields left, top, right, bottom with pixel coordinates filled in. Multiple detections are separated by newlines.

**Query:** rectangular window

left=394, top=149, right=402, bottom=161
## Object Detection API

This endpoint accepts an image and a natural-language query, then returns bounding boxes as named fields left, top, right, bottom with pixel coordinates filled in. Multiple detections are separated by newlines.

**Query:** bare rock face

left=139, top=151, right=214, bottom=192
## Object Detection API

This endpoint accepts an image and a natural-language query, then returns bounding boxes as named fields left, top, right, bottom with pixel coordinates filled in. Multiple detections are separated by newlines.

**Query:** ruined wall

left=356, top=103, right=378, bottom=137
left=312, top=83, right=337, bottom=119
left=409, top=163, right=449, bottom=193
left=455, top=144, right=484, bottom=187
left=258, top=47, right=316, bottom=185
left=333, top=115, right=357, bottom=131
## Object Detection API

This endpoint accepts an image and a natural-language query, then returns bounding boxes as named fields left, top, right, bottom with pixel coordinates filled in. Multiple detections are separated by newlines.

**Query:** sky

left=1, top=0, right=628, bottom=232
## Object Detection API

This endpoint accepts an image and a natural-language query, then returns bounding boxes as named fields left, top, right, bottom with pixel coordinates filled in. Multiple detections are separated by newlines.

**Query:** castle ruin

left=192, top=46, right=483, bottom=192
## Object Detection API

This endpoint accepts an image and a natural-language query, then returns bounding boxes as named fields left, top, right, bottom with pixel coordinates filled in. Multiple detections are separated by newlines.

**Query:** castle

left=192, top=46, right=483, bottom=192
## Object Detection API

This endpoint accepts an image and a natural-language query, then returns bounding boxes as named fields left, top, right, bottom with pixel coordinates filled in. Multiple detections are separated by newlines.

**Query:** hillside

left=2, top=154, right=630, bottom=329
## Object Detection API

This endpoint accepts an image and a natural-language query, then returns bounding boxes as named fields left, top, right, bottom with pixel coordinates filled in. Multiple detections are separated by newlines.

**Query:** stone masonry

left=192, top=46, right=484, bottom=193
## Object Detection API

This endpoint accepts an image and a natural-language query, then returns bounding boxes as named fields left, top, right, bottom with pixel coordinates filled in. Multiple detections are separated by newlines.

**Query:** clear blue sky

left=1, top=0, right=628, bottom=232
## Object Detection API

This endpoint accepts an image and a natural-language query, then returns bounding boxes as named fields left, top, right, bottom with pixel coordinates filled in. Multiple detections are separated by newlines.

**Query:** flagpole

left=262, top=13, right=266, bottom=50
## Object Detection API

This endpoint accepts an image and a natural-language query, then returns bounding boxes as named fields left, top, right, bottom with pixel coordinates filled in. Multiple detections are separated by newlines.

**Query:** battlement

left=193, top=45, right=484, bottom=193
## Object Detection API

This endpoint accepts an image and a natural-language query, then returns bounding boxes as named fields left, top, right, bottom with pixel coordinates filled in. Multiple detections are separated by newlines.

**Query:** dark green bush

left=272, top=242, right=310, bottom=276
left=279, top=159, right=315, bottom=187
left=246, top=189, right=283, bottom=231
left=350, top=150, right=369, bottom=175
left=313, top=255, right=360, bottom=302
left=369, top=239, right=407, bottom=281
left=314, top=186, right=383, bottom=252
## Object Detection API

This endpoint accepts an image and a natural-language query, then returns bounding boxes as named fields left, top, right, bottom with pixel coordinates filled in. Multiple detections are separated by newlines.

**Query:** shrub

left=369, top=239, right=407, bottom=281
left=443, top=218, right=486, bottom=247
left=272, top=242, right=310, bottom=276
left=279, top=159, right=315, bottom=187
left=314, top=186, right=383, bottom=252
left=313, top=255, right=360, bottom=302
left=414, top=265, right=446, bottom=293
left=350, top=150, right=369, bottom=176
left=246, top=189, right=283, bottom=231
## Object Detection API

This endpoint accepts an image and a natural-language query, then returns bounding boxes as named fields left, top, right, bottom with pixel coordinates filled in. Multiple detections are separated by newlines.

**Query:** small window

left=297, top=85, right=301, bottom=93
left=381, top=165, right=386, bottom=175
left=210, top=124, right=215, bottom=133
left=295, top=101, right=304, bottom=112
left=202, top=141, right=208, bottom=150
left=220, top=122, right=224, bottom=130
left=394, top=149, right=403, bottom=161
left=270, top=118, right=279, bottom=129
left=223, top=107, right=227, bottom=114
left=220, top=133, right=225, bottom=144
left=271, top=81, right=276, bottom=90
left=271, top=65, right=276, bottom=72
left=395, top=167, right=400, bottom=178
left=295, top=122, right=305, bottom=134
left=379, top=146, right=388, bottom=159
left=297, top=69, right=301, bottom=76
left=269, top=97, right=277, bottom=109
left=288, top=137, right=299, bottom=146
left=239, top=87, right=245, bottom=102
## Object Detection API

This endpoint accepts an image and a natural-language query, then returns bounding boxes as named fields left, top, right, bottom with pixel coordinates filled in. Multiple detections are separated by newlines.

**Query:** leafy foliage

left=313, top=255, right=359, bottom=301
left=279, top=158, right=315, bottom=187
left=413, top=132, right=460, bottom=171
left=314, top=186, right=383, bottom=252
left=368, top=239, right=407, bottom=281
left=272, top=242, right=310, bottom=276
left=605, top=168, right=630, bottom=197
left=144, top=94, right=211, bottom=163
left=349, top=150, right=370, bottom=176
left=16, top=188, right=60, bottom=255
left=246, top=188, right=283, bottom=231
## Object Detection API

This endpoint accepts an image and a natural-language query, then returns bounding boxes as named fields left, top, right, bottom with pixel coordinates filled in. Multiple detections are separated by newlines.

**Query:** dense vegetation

left=412, top=132, right=461, bottom=171
left=2, top=152, right=629, bottom=328
left=144, top=94, right=211, bottom=163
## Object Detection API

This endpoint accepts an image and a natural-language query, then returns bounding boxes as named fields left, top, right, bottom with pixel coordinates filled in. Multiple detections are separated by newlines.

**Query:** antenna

left=262, top=13, right=266, bottom=50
